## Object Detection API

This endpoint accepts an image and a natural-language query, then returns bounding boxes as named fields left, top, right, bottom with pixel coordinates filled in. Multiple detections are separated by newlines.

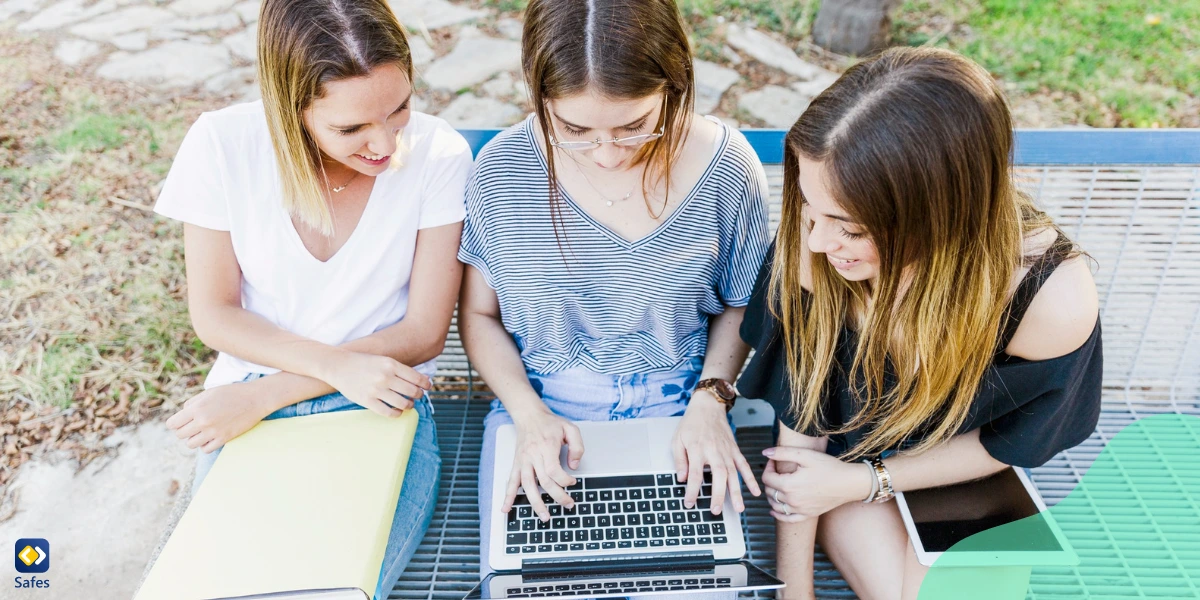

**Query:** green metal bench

left=394, top=129, right=1200, bottom=599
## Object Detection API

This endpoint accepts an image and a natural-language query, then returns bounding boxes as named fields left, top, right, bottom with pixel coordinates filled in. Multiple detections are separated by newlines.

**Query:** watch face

left=702, top=379, right=737, bottom=401
left=716, top=380, right=737, bottom=401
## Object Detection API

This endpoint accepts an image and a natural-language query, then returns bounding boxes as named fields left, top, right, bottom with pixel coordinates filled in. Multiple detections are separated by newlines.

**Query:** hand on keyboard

left=504, top=410, right=585, bottom=520
left=503, top=472, right=732, bottom=556
left=672, top=395, right=762, bottom=514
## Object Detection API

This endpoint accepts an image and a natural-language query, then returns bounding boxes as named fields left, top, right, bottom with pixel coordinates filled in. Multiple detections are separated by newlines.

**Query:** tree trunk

left=811, top=0, right=898, bottom=57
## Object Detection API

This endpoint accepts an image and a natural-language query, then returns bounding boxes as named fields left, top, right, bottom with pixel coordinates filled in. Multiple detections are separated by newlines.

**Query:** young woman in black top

left=736, top=47, right=1103, bottom=599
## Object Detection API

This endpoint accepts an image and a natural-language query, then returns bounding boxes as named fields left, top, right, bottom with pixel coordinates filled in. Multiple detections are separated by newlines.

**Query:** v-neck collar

left=281, top=172, right=383, bottom=265
left=525, top=116, right=730, bottom=250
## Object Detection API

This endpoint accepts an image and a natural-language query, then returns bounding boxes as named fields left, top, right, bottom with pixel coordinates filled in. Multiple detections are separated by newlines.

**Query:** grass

left=679, top=0, right=818, bottom=37
left=479, top=0, right=528, bottom=13
left=892, top=0, right=1200, bottom=127
left=0, top=34, right=218, bottom=481
left=52, top=113, right=129, bottom=152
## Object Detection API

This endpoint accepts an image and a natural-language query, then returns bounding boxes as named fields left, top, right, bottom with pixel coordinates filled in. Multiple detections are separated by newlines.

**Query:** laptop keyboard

left=504, top=473, right=731, bottom=556
left=504, top=576, right=734, bottom=597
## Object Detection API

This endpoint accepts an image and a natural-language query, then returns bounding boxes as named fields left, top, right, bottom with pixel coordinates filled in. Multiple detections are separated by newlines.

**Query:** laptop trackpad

left=563, top=423, right=651, bottom=475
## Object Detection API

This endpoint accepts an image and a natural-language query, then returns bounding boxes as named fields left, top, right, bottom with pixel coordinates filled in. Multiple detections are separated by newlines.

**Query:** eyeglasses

left=549, top=127, right=665, bottom=151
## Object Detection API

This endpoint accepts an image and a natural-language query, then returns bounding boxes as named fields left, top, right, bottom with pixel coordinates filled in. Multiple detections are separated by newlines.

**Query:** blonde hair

left=771, top=47, right=1069, bottom=460
left=257, top=0, right=412, bottom=235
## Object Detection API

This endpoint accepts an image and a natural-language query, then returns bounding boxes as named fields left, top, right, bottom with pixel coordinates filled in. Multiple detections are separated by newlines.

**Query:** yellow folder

left=136, top=408, right=420, bottom=600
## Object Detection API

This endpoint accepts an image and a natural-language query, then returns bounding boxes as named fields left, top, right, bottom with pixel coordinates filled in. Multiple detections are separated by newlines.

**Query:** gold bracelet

left=868, top=456, right=895, bottom=503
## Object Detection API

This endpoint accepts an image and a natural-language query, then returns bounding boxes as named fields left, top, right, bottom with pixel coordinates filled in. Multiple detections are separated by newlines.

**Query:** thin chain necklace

left=570, top=159, right=638, bottom=207
left=329, top=169, right=361, bottom=193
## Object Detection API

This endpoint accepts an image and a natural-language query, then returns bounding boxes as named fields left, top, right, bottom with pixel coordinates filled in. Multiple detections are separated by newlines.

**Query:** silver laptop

left=468, top=417, right=784, bottom=599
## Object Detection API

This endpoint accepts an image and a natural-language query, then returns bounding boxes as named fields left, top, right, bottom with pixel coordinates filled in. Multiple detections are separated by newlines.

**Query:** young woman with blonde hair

left=153, top=0, right=471, bottom=595
left=738, top=47, right=1103, bottom=599
left=457, top=0, right=770, bottom=587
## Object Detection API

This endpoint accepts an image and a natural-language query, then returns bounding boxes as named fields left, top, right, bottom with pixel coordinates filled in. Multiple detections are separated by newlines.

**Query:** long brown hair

left=770, top=47, right=1067, bottom=460
left=521, top=0, right=696, bottom=241
left=257, top=0, right=412, bottom=235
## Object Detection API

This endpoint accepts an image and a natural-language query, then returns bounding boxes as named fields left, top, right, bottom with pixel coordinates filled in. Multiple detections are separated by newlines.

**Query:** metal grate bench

left=396, top=129, right=1200, bottom=599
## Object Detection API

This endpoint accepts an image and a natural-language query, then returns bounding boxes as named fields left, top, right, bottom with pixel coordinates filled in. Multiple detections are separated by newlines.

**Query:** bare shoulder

left=1005, top=253, right=1100, bottom=361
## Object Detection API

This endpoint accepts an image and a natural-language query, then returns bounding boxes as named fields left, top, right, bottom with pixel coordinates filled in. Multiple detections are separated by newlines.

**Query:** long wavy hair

left=770, top=47, right=1069, bottom=460
left=257, top=0, right=413, bottom=235
left=521, top=0, right=696, bottom=243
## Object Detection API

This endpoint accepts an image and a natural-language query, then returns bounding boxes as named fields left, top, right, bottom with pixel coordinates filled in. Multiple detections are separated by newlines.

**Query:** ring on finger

left=773, top=490, right=781, bottom=504
left=783, top=504, right=791, bottom=516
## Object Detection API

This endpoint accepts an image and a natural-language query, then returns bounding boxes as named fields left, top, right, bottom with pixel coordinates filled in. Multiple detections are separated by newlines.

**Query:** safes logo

left=14, top=538, right=50, bottom=590
left=14, top=539, right=48, bottom=574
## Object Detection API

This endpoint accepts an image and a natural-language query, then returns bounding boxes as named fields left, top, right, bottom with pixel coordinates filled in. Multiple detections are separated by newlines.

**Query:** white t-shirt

left=154, top=100, right=472, bottom=389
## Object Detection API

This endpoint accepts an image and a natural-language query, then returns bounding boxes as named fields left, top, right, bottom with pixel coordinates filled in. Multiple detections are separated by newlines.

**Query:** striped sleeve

left=717, top=142, right=771, bottom=307
left=456, top=153, right=497, bottom=288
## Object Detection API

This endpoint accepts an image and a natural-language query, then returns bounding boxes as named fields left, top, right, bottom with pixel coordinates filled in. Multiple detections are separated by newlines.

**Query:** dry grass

left=0, top=33, right=223, bottom=490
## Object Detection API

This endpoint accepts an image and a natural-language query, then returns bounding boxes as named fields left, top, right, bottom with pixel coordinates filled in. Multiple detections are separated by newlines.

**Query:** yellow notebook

left=136, top=408, right=419, bottom=600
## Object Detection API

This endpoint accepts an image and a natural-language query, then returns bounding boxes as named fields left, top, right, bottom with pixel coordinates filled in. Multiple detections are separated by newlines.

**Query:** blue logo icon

left=15, top=539, right=49, bottom=573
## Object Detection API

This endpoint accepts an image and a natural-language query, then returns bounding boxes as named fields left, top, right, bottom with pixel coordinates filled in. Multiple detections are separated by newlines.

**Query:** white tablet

left=895, top=467, right=1077, bottom=568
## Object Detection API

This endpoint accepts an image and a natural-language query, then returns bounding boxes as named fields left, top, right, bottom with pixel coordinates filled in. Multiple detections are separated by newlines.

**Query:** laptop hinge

left=520, top=551, right=714, bottom=576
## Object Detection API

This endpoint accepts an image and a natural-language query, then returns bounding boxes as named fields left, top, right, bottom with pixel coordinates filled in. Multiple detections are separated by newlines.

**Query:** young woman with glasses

left=457, top=0, right=771, bottom=584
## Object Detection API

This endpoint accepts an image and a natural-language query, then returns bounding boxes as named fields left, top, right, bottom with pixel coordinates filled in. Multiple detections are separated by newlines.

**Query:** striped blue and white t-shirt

left=458, top=115, right=770, bottom=376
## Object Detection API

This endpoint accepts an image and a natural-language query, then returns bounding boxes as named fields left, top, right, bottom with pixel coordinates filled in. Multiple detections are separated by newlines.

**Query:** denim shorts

left=189, top=375, right=441, bottom=600
left=476, top=358, right=735, bottom=600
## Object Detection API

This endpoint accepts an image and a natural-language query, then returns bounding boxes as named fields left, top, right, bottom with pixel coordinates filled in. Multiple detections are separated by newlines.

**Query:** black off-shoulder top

left=737, top=237, right=1103, bottom=468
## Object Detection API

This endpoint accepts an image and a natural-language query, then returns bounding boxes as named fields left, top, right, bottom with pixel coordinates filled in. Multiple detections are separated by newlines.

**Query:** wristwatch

left=695, top=378, right=737, bottom=412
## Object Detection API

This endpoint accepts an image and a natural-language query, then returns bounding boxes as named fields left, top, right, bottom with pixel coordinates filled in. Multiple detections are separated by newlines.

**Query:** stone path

left=1, top=0, right=839, bottom=129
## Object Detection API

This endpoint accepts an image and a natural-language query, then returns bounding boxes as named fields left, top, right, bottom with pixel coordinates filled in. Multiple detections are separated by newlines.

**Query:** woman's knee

left=814, top=501, right=911, bottom=600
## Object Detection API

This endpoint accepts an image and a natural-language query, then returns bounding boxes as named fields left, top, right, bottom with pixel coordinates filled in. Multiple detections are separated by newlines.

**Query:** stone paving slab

left=96, top=40, right=232, bottom=86
left=740, top=84, right=813, bottom=128
left=53, top=36, right=101, bottom=64
left=726, top=22, right=831, bottom=81
left=18, top=0, right=118, bottom=31
left=694, top=58, right=740, bottom=115
left=388, top=0, right=483, bottom=31
left=438, top=92, right=523, bottom=128
left=422, top=34, right=521, bottom=91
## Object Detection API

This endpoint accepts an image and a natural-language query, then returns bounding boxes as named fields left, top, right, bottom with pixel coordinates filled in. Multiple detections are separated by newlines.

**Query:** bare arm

left=766, top=429, right=1011, bottom=535
left=884, top=427, right=1008, bottom=493
left=457, top=265, right=546, bottom=421
left=458, top=264, right=585, bottom=521
left=236, top=222, right=464, bottom=413
left=698, top=306, right=750, bottom=382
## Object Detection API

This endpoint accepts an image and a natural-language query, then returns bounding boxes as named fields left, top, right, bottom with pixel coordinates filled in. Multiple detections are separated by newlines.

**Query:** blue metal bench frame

left=394, top=129, right=1200, bottom=600
left=459, top=129, right=1200, bottom=165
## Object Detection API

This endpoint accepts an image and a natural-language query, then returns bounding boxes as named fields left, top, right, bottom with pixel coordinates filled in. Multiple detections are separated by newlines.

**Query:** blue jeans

left=478, top=358, right=734, bottom=599
left=191, top=378, right=441, bottom=600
